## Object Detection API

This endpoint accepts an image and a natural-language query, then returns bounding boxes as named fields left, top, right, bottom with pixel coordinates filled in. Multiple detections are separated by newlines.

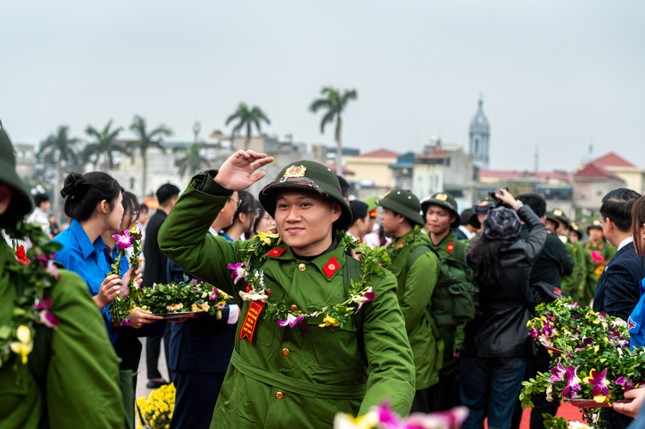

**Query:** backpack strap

left=407, top=243, right=434, bottom=271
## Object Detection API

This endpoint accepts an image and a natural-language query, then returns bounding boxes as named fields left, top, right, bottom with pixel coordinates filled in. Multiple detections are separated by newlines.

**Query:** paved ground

left=135, top=337, right=170, bottom=400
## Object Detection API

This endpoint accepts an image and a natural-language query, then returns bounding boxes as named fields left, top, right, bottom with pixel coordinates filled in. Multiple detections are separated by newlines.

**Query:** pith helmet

left=0, top=123, right=34, bottom=225
left=586, top=219, right=603, bottom=235
left=377, top=188, right=425, bottom=227
left=421, top=192, right=460, bottom=228
left=550, top=209, right=571, bottom=230
left=259, top=160, right=352, bottom=230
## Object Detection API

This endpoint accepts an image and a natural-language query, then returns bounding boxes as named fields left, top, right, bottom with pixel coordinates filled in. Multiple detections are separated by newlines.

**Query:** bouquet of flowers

left=109, top=228, right=145, bottom=325
left=526, top=298, right=629, bottom=354
left=334, top=403, right=468, bottom=429
left=521, top=298, right=645, bottom=426
left=136, top=383, right=175, bottom=429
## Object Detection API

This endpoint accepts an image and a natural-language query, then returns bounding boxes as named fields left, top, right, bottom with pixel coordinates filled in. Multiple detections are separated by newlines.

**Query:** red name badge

left=239, top=301, right=265, bottom=344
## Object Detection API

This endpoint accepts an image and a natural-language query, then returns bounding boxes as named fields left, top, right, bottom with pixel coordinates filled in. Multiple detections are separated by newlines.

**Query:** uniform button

left=275, top=391, right=284, bottom=399
left=290, top=304, right=299, bottom=312
left=281, top=348, right=290, bottom=356
left=298, top=263, right=306, bottom=272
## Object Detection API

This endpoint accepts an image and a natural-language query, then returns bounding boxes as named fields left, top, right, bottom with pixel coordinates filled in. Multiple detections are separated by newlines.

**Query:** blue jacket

left=592, top=244, right=644, bottom=321
left=628, top=277, right=645, bottom=348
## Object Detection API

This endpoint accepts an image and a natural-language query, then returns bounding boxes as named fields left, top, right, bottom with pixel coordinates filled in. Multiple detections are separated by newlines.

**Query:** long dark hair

left=61, top=172, right=121, bottom=221
left=632, top=195, right=645, bottom=256
left=467, top=235, right=504, bottom=287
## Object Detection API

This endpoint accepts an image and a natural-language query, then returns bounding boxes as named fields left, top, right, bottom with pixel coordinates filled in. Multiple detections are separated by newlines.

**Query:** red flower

left=447, top=242, right=455, bottom=253
left=15, top=245, right=29, bottom=264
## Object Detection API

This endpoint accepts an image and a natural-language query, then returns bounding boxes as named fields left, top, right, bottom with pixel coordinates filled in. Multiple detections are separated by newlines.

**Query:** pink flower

left=529, top=328, right=539, bottom=340
left=209, top=287, right=219, bottom=301
left=34, top=297, right=60, bottom=329
left=585, top=368, right=610, bottom=402
left=375, top=402, right=401, bottom=428
left=276, top=314, right=305, bottom=328
left=227, top=262, right=248, bottom=284
left=352, top=287, right=375, bottom=314
left=616, top=375, right=635, bottom=391
left=542, top=323, right=554, bottom=338
left=562, top=366, right=581, bottom=399
left=112, top=230, right=134, bottom=251
left=549, top=361, right=567, bottom=382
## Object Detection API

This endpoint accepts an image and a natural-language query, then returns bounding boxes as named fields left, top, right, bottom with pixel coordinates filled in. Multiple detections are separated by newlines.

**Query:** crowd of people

left=1, top=121, right=645, bottom=429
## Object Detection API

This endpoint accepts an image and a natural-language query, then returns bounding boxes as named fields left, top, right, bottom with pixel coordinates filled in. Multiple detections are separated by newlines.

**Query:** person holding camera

left=460, top=188, right=546, bottom=429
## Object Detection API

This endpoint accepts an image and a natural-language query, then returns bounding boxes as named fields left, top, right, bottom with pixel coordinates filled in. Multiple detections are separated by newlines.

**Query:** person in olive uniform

left=421, top=191, right=470, bottom=411
left=158, top=151, right=415, bottom=428
left=378, top=189, right=442, bottom=412
left=0, top=124, right=124, bottom=428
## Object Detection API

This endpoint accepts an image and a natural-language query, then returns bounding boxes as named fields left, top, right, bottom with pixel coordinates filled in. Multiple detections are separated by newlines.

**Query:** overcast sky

left=2, top=0, right=644, bottom=172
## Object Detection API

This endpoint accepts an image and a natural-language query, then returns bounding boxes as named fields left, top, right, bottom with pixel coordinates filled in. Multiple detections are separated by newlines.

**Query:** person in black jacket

left=510, top=193, right=574, bottom=429
left=460, top=189, right=546, bottom=429
left=143, top=183, right=180, bottom=388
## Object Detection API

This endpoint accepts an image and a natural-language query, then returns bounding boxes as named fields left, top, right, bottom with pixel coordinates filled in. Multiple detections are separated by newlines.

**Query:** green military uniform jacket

left=386, top=229, right=442, bottom=390
left=561, top=240, right=595, bottom=305
left=428, top=231, right=469, bottom=373
left=159, top=174, right=415, bottom=428
left=0, top=240, right=124, bottom=429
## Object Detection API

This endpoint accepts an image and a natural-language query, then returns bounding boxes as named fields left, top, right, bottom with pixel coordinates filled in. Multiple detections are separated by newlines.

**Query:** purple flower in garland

left=34, top=296, right=60, bottom=329
left=227, top=262, right=248, bottom=284
left=585, top=368, right=610, bottom=403
left=570, top=302, right=579, bottom=308
left=375, top=402, right=401, bottom=428
left=562, top=366, right=581, bottom=399
left=616, top=375, right=636, bottom=392
left=209, top=287, right=219, bottom=301
left=112, top=230, right=134, bottom=251
left=275, top=314, right=305, bottom=328
left=36, top=253, right=60, bottom=280
left=352, top=287, right=375, bottom=314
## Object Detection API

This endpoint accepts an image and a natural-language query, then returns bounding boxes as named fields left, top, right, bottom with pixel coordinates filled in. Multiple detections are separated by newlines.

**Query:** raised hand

left=214, top=150, right=274, bottom=191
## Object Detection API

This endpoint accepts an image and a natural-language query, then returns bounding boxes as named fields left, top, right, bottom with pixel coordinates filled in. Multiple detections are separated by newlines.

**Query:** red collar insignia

left=322, top=256, right=340, bottom=280
left=447, top=242, right=455, bottom=253
left=267, top=247, right=286, bottom=258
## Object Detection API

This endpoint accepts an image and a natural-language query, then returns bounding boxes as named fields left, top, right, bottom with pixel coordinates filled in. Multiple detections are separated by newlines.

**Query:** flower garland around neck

left=228, top=230, right=390, bottom=330
left=1, top=221, right=62, bottom=369
left=387, top=225, right=423, bottom=260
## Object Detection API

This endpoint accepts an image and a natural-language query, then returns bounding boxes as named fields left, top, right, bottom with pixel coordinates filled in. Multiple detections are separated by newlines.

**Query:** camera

left=487, top=187, right=511, bottom=208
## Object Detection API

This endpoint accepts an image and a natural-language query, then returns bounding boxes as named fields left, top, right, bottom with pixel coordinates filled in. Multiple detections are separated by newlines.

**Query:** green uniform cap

left=420, top=192, right=460, bottom=228
left=377, top=188, right=425, bottom=227
left=570, top=221, right=583, bottom=239
left=549, top=209, right=570, bottom=229
left=259, top=160, right=352, bottom=230
left=0, top=122, right=34, bottom=225
left=587, top=219, right=603, bottom=234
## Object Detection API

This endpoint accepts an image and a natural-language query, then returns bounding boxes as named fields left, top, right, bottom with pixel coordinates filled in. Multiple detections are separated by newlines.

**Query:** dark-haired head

left=253, top=206, right=267, bottom=233
left=350, top=201, right=368, bottom=225
left=61, top=172, right=122, bottom=221
left=33, top=192, right=51, bottom=208
left=337, top=175, right=350, bottom=200
left=234, top=191, right=257, bottom=221
left=600, top=188, right=641, bottom=233
left=517, top=193, right=546, bottom=218
left=156, top=183, right=181, bottom=206
left=632, top=195, right=645, bottom=255
left=121, top=190, right=140, bottom=229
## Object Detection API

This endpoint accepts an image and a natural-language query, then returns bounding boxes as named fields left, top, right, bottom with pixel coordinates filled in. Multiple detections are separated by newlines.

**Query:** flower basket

left=521, top=298, right=645, bottom=426
left=136, top=383, right=175, bottom=429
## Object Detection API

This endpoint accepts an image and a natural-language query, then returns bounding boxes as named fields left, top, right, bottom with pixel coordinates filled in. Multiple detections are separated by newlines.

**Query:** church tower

left=469, top=96, right=490, bottom=170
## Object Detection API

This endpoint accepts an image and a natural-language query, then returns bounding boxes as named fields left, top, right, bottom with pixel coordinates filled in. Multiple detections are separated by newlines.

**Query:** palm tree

left=82, top=120, right=126, bottom=169
left=129, top=115, right=172, bottom=198
left=175, top=143, right=210, bottom=179
left=225, top=103, right=271, bottom=150
left=309, top=87, right=358, bottom=173
left=37, top=125, right=81, bottom=219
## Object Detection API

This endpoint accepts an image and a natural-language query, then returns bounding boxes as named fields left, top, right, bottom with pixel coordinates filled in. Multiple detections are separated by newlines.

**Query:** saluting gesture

left=215, top=150, right=274, bottom=191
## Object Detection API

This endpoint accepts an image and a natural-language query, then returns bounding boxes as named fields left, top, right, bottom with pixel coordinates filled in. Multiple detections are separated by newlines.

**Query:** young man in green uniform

left=0, top=124, right=124, bottom=428
left=378, top=189, right=441, bottom=412
left=551, top=210, right=589, bottom=304
left=159, top=151, right=415, bottom=428
left=421, top=192, right=469, bottom=411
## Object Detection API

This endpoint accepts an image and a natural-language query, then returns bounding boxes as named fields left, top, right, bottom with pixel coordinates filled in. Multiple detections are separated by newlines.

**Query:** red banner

left=239, top=301, right=265, bottom=344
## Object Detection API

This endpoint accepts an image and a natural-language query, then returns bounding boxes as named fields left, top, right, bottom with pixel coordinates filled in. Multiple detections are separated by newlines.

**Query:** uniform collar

left=265, top=239, right=345, bottom=281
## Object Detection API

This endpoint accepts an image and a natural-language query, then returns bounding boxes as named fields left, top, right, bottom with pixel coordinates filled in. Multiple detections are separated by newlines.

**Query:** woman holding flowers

left=460, top=189, right=546, bottom=429
left=158, top=151, right=415, bottom=428
left=53, top=172, right=154, bottom=342
left=627, top=195, right=645, bottom=348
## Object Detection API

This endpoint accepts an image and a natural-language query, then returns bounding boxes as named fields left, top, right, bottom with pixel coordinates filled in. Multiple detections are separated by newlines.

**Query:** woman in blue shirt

left=628, top=195, right=645, bottom=348
left=54, top=172, right=158, bottom=341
